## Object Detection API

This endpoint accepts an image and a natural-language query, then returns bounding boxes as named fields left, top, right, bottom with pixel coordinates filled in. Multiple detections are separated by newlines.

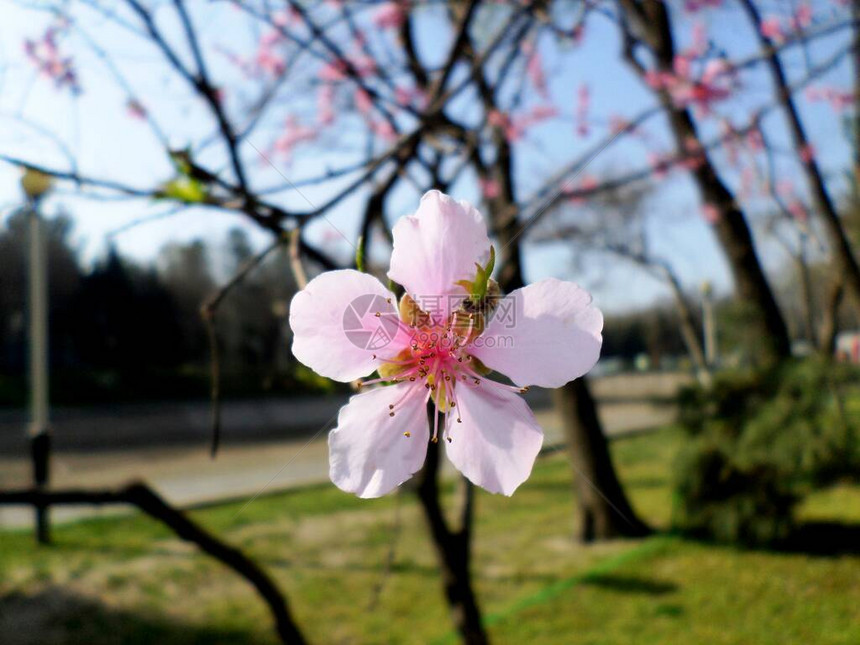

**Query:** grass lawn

left=1, top=427, right=858, bottom=644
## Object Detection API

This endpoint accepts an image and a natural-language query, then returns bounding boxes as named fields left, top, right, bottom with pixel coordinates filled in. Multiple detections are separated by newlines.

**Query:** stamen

left=459, top=362, right=529, bottom=394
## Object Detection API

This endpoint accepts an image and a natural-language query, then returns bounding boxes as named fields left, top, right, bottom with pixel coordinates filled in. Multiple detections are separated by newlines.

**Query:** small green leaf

left=160, top=177, right=208, bottom=203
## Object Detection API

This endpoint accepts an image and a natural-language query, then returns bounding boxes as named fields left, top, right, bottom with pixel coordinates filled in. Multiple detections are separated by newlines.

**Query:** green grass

left=1, top=427, right=859, bottom=644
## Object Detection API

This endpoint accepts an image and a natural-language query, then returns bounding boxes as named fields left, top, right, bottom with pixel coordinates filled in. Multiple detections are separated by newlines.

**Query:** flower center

left=359, top=302, right=527, bottom=444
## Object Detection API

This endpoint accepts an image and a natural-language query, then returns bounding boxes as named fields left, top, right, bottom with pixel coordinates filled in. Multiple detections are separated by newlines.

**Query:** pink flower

left=355, top=88, right=373, bottom=115
left=273, top=116, right=317, bottom=163
left=289, top=191, right=603, bottom=497
left=566, top=174, right=599, bottom=205
left=373, top=2, right=406, bottom=30
left=575, top=84, right=590, bottom=137
left=526, top=48, right=548, bottom=98
left=760, top=16, right=785, bottom=43
left=746, top=127, right=764, bottom=151
left=684, top=0, right=722, bottom=12
left=806, top=85, right=854, bottom=113
left=480, top=178, right=501, bottom=199
left=648, top=152, right=672, bottom=179
left=126, top=99, right=147, bottom=120
left=318, top=85, right=336, bottom=126
left=23, top=26, right=81, bottom=94
left=788, top=199, right=808, bottom=223
left=371, top=119, right=397, bottom=142
left=487, top=109, right=522, bottom=142
left=792, top=3, right=812, bottom=30
left=701, top=203, right=720, bottom=223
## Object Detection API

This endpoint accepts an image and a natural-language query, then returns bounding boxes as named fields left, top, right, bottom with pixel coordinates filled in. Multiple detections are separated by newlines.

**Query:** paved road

left=0, top=372, right=689, bottom=528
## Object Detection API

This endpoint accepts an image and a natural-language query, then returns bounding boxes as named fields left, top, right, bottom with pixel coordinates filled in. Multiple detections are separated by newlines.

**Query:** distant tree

left=157, top=239, right=216, bottom=364
left=71, top=248, right=184, bottom=371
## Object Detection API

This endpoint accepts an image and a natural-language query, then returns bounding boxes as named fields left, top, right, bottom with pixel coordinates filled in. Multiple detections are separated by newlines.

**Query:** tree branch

left=0, top=482, right=308, bottom=645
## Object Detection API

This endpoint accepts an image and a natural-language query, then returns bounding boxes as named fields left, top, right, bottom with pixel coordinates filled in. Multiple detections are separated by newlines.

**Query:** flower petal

left=290, top=269, right=409, bottom=382
left=469, top=278, right=603, bottom=388
left=388, top=190, right=491, bottom=322
left=445, top=383, right=543, bottom=496
left=329, top=382, right=429, bottom=498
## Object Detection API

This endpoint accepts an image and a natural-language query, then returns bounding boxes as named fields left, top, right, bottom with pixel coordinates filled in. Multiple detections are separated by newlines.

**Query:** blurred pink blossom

left=792, top=3, right=812, bottom=30
left=806, top=86, right=854, bottom=113
left=684, top=0, right=722, bottom=12
left=126, top=99, right=147, bottom=120
left=701, top=203, right=720, bottom=224
left=23, top=26, right=81, bottom=94
left=273, top=116, right=317, bottom=164
left=373, top=2, right=406, bottom=30
left=799, top=143, right=816, bottom=164
left=480, top=178, right=501, bottom=199
left=575, top=84, right=590, bottom=137
left=759, top=16, right=785, bottom=43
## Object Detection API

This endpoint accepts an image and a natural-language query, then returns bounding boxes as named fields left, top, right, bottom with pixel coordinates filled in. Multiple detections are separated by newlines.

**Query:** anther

left=389, top=412, right=395, bottom=417
left=446, top=437, right=452, bottom=443
left=474, top=378, right=480, bottom=385
left=409, top=377, right=416, bottom=382
left=374, top=312, right=381, bottom=318
left=388, top=404, right=394, bottom=409
left=404, top=431, right=411, bottom=438
left=431, top=436, right=438, bottom=443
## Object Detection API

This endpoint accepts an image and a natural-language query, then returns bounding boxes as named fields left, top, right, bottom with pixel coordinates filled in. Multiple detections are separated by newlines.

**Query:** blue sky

left=0, top=1, right=854, bottom=313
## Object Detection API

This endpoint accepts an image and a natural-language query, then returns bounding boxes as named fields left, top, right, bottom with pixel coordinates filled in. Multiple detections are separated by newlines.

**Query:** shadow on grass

left=0, top=587, right=267, bottom=645
left=777, top=521, right=860, bottom=556
left=581, top=573, right=677, bottom=595
left=675, top=521, right=860, bottom=557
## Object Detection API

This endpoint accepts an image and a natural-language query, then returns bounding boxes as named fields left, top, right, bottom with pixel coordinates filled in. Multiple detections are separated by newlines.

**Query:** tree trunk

left=796, top=234, right=816, bottom=346
left=819, top=276, right=844, bottom=357
left=551, top=379, right=651, bottom=541
left=416, top=428, right=489, bottom=645
left=467, top=30, right=649, bottom=541
left=739, top=0, right=860, bottom=311
left=486, top=167, right=650, bottom=542
left=620, top=0, right=792, bottom=366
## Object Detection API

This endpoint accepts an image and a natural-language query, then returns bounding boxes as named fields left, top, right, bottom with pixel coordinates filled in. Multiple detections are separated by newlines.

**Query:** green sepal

left=355, top=236, right=366, bottom=273
left=471, top=245, right=495, bottom=301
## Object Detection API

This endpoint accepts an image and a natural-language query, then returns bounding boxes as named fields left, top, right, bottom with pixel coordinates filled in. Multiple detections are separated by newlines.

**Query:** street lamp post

left=21, top=169, right=53, bottom=545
